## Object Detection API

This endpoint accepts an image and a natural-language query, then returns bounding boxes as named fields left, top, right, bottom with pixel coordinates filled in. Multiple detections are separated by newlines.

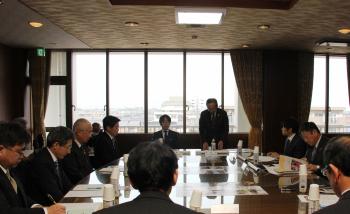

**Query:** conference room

left=1, top=0, right=350, bottom=214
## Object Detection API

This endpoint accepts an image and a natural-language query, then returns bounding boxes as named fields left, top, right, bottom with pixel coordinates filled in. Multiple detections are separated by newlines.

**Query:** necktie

left=163, top=130, right=168, bottom=142
left=284, top=139, right=291, bottom=153
left=6, top=170, right=17, bottom=193
left=54, top=161, right=62, bottom=184
left=311, top=146, right=317, bottom=161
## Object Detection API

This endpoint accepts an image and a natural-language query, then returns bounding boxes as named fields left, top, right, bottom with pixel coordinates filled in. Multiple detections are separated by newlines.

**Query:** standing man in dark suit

left=152, top=114, right=180, bottom=149
left=94, top=142, right=200, bottom=214
left=29, top=127, right=73, bottom=206
left=0, top=122, right=65, bottom=214
left=199, top=98, right=229, bottom=150
left=300, top=122, right=329, bottom=173
left=93, top=116, right=121, bottom=169
left=62, top=118, right=93, bottom=184
left=314, top=136, right=350, bottom=214
left=268, top=118, right=307, bottom=159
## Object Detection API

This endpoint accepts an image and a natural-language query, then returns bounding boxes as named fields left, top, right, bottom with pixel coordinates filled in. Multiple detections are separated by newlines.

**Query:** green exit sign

left=36, top=48, right=46, bottom=57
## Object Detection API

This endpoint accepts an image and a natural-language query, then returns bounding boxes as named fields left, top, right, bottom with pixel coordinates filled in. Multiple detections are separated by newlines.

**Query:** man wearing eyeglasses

left=0, top=122, right=66, bottom=214
left=314, top=136, right=350, bottom=214
left=28, top=126, right=73, bottom=206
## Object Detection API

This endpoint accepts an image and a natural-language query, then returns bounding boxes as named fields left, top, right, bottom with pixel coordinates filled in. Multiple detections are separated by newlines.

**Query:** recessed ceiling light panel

left=175, top=8, right=226, bottom=25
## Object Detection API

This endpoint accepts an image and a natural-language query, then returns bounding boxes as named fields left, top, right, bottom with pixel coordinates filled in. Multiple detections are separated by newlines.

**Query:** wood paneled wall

left=0, top=44, right=27, bottom=121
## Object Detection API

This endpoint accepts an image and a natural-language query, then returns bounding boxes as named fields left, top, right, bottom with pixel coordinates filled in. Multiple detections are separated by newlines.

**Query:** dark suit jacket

left=0, top=168, right=44, bottom=214
left=305, top=135, right=329, bottom=166
left=93, top=132, right=120, bottom=169
left=94, top=191, right=201, bottom=214
left=199, top=108, right=229, bottom=146
left=283, top=134, right=307, bottom=159
left=62, top=141, right=93, bottom=184
left=152, top=130, right=180, bottom=149
left=28, top=148, right=72, bottom=206
left=314, top=190, right=350, bottom=214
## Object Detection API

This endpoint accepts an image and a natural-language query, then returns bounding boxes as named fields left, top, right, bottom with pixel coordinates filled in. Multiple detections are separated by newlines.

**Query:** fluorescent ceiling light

left=175, top=8, right=226, bottom=25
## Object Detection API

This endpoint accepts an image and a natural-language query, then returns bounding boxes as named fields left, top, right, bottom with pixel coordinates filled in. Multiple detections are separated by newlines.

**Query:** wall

left=262, top=50, right=305, bottom=153
left=0, top=44, right=27, bottom=121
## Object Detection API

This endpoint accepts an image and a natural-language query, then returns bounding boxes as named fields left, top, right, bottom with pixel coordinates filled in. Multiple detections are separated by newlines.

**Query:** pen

left=47, top=194, right=56, bottom=204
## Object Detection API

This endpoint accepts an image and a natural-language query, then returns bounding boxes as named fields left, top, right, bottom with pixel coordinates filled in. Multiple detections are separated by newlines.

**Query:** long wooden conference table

left=61, top=149, right=329, bottom=214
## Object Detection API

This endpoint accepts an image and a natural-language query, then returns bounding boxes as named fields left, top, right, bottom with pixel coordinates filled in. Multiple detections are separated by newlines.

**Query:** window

left=72, top=52, right=106, bottom=124
left=186, top=53, right=221, bottom=132
left=309, top=55, right=350, bottom=133
left=109, top=52, right=144, bottom=133
left=148, top=52, right=183, bottom=133
left=68, top=50, right=250, bottom=133
left=309, top=56, right=326, bottom=132
left=329, top=56, right=349, bottom=132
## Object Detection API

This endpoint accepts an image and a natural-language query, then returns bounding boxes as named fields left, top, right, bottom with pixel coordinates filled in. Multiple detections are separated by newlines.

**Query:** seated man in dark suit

left=0, top=122, right=65, bottom=214
left=300, top=122, right=329, bottom=173
left=199, top=98, right=229, bottom=150
left=62, top=118, right=93, bottom=184
left=152, top=114, right=179, bottom=149
left=93, top=116, right=121, bottom=169
left=94, top=142, right=200, bottom=214
left=29, top=127, right=73, bottom=206
left=314, top=136, right=350, bottom=214
left=268, top=118, right=307, bottom=159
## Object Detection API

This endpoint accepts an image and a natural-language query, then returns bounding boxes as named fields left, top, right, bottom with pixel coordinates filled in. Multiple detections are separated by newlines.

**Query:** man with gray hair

left=62, top=118, right=93, bottom=184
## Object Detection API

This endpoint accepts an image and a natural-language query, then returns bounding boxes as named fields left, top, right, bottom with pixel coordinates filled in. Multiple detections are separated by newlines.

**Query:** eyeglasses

left=321, top=165, right=330, bottom=177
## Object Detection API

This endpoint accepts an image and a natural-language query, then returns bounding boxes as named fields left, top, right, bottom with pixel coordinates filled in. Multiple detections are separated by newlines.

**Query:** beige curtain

left=296, top=52, right=314, bottom=124
left=230, top=50, right=263, bottom=149
left=29, top=50, right=51, bottom=146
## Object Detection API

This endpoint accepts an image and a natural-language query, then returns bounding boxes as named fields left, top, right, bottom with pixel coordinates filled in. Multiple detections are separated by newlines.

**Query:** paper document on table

left=195, top=150, right=229, bottom=156
left=176, top=182, right=268, bottom=197
left=264, top=163, right=298, bottom=175
left=62, top=203, right=102, bottom=214
left=179, top=166, right=235, bottom=175
left=73, top=184, right=103, bottom=191
left=248, top=155, right=275, bottom=163
left=211, top=204, right=239, bottom=214
left=297, top=194, right=339, bottom=208
left=65, top=190, right=103, bottom=198
left=98, top=166, right=124, bottom=173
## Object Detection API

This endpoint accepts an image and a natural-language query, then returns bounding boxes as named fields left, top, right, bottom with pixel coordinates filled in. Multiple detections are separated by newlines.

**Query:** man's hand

left=307, top=163, right=319, bottom=172
left=47, top=204, right=66, bottom=214
left=267, top=152, right=280, bottom=158
left=218, top=141, right=224, bottom=150
left=202, top=142, right=209, bottom=150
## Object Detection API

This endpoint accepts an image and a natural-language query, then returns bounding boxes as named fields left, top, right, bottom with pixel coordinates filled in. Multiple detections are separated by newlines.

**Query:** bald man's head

left=73, top=118, right=92, bottom=144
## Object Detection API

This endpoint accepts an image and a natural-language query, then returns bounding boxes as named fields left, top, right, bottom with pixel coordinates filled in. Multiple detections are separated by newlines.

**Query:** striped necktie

left=6, top=170, right=17, bottom=193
